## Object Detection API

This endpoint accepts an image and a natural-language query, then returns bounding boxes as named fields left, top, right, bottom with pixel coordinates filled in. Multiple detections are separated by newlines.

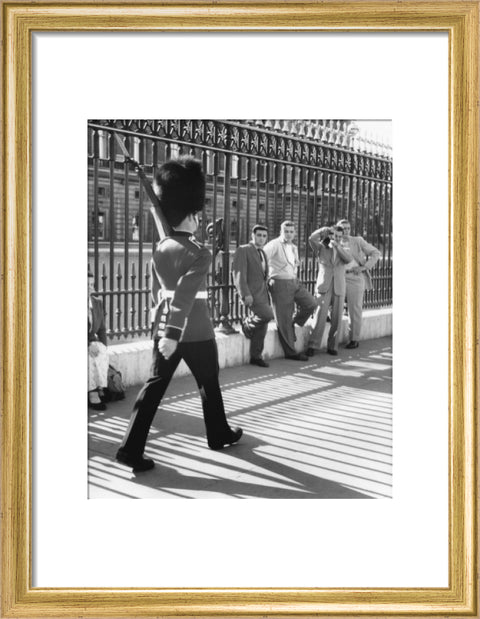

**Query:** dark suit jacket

left=231, top=242, right=270, bottom=305
left=88, top=295, right=107, bottom=345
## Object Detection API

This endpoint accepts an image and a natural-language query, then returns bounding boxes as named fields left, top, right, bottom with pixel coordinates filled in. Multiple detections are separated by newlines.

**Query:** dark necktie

left=258, top=248, right=266, bottom=274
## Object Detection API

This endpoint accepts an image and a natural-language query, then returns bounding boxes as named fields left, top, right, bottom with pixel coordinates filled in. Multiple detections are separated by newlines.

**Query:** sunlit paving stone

left=243, top=414, right=391, bottom=447
left=162, top=453, right=303, bottom=491
left=222, top=375, right=333, bottom=412
left=89, top=456, right=137, bottom=473
left=88, top=416, right=162, bottom=445
left=88, top=416, right=129, bottom=430
left=89, top=478, right=171, bottom=499
left=88, top=339, right=392, bottom=498
left=313, top=366, right=364, bottom=377
left=159, top=374, right=334, bottom=419
left=148, top=434, right=305, bottom=489
left=244, top=399, right=391, bottom=435
left=256, top=448, right=391, bottom=498
left=297, top=397, right=392, bottom=419
left=89, top=422, right=128, bottom=437
left=222, top=384, right=393, bottom=498
left=342, top=360, right=391, bottom=371
left=160, top=401, right=203, bottom=416
left=89, top=431, right=122, bottom=444
left=239, top=422, right=391, bottom=463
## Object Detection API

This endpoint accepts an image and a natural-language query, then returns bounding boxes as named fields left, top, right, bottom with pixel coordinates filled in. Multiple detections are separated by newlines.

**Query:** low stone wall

left=108, top=308, right=392, bottom=388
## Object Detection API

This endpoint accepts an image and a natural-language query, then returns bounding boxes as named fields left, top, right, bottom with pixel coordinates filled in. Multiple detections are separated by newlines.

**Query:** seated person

left=88, top=270, right=109, bottom=410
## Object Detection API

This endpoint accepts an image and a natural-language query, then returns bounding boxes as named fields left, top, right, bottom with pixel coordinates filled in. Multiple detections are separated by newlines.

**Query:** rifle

left=112, top=132, right=172, bottom=239
left=112, top=132, right=172, bottom=333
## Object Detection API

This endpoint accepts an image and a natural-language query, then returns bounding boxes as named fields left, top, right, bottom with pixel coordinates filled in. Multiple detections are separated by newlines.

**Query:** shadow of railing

left=88, top=341, right=392, bottom=499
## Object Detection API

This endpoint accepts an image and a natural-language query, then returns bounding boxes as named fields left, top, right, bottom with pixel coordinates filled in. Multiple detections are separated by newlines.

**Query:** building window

left=92, top=211, right=105, bottom=240
left=132, top=214, right=140, bottom=241
left=98, top=186, right=110, bottom=198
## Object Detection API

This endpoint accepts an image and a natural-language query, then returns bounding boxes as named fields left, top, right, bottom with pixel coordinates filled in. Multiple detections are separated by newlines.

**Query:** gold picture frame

left=2, top=1, right=478, bottom=616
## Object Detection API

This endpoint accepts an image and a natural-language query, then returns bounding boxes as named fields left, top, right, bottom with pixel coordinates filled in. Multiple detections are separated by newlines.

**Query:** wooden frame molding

left=2, top=2, right=478, bottom=616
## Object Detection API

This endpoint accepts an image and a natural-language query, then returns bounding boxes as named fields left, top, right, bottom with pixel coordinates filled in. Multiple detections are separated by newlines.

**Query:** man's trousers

left=345, top=272, right=366, bottom=341
left=308, top=286, right=344, bottom=351
left=268, top=278, right=317, bottom=357
left=243, top=301, right=274, bottom=359
left=118, top=338, right=232, bottom=456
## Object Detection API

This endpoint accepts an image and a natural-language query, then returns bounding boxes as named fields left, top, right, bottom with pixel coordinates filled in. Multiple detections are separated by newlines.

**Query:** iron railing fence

left=88, top=120, right=392, bottom=341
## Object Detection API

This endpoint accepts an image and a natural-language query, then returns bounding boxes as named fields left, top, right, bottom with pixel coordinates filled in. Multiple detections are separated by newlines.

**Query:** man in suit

left=116, top=157, right=242, bottom=473
left=231, top=224, right=274, bottom=368
left=263, top=220, right=317, bottom=361
left=337, top=219, right=381, bottom=349
left=306, top=225, right=352, bottom=356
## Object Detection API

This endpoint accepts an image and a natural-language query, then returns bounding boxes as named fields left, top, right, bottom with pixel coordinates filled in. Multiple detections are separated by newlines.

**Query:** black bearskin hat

left=153, top=157, right=206, bottom=227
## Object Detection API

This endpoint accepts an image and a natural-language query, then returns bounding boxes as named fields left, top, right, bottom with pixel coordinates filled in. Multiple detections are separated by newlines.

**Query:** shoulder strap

left=150, top=257, right=167, bottom=338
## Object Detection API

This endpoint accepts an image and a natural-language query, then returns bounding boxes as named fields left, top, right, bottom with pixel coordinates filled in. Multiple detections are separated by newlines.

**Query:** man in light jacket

left=306, top=225, right=352, bottom=356
left=337, top=219, right=381, bottom=348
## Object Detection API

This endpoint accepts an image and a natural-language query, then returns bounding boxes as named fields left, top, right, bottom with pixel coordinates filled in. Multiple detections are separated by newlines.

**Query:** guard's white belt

left=161, top=290, right=208, bottom=299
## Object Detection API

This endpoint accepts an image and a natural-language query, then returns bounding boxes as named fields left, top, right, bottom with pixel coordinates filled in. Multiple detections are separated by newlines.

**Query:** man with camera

left=306, top=225, right=352, bottom=356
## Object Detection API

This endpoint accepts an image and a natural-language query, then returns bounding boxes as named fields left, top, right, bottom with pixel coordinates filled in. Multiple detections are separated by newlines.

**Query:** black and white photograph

left=5, top=4, right=475, bottom=608
left=87, top=119, right=393, bottom=499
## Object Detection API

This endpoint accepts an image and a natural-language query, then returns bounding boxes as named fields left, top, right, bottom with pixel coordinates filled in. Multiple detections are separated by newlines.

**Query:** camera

left=322, top=236, right=332, bottom=248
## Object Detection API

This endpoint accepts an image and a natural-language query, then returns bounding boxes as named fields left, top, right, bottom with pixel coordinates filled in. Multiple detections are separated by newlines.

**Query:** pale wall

left=107, top=308, right=392, bottom=388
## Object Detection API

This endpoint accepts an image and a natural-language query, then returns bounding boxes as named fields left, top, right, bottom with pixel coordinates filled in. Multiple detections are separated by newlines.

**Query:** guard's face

left=88, top=276, right=95, bottom=296
left=341, top=222, right=351, bottom=235
left=253, top=230, right=268, bottom=247
left=281, top=226, right=295, bottom=242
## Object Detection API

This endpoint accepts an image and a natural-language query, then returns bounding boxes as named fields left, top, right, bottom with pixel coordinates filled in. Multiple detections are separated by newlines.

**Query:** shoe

left=250, top=358, right=269, bottom=367
left=89, top=401, right=106, bottom=411
left=327, top=348, right=338, bottom=356
left=241, top=321, right=253, bottom=339
left=209, top=427, right=243, bottom=451
left=286, top=353, right=308, bottom=361
left=305, top=347, right=315, bottom=357
left=345, top=340, right=359, bottom=349
left=116, top=449, right=155, bottom=472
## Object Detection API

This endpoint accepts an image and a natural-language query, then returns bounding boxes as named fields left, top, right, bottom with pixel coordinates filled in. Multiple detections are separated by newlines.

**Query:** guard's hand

left=352, top=266, right=362, bottom=275
left=158, top=337, right=178, bottom=360
left=244, top=295, right=254, bottom=307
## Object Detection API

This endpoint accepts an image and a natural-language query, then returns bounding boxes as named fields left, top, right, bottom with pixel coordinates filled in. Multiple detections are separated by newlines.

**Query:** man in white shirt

left=337, top=219, right=381, bottom=348
left=263, top=220, right=317, bottom=361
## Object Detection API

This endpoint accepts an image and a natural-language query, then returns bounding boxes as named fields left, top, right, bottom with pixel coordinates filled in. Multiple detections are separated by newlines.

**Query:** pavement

left=88, top=336, right=392, bottom=499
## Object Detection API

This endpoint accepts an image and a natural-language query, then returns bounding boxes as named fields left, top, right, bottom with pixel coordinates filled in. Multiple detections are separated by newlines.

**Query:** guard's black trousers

left=119, top=338, right=232, bottom=456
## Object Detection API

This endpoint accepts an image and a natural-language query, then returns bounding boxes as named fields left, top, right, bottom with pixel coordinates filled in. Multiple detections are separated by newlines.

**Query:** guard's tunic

left=119, top=231, right=233, bottom=456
